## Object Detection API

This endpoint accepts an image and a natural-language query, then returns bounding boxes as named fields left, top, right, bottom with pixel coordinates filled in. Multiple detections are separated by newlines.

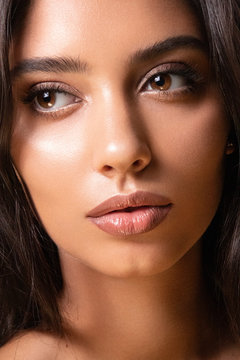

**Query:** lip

left=86, top=191, right=172, bottom=236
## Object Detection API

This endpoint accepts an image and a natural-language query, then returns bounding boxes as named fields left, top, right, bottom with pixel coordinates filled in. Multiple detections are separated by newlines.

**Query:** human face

left=11, top=0, right=229, bottom=277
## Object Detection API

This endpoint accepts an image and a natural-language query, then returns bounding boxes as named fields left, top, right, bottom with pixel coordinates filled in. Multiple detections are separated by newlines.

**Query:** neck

left=58, top=242, right=214, bottom=359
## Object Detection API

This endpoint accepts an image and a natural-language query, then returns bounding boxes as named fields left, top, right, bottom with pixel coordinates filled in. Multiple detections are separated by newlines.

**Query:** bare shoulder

left=0, top=330, right=65, bottom=360
left=213, top=343, right=240, bottom=360
left=223, top=344, right=240, bottom=359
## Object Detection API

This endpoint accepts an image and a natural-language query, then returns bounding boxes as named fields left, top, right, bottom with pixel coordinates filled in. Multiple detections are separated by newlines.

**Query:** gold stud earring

left=225, top=142, right=235, bottom=155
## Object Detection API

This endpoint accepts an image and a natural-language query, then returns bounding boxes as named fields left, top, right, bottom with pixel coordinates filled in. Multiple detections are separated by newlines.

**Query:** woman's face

left=11, top=0, right=230, bottom=277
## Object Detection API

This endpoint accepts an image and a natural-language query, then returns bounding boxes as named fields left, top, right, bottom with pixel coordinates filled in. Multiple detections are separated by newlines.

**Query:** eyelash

left=21, top=63, right=204, bottom=118
left=21, top=82, right=83, bottom=118
left=139, top=63, right=204, bottom=98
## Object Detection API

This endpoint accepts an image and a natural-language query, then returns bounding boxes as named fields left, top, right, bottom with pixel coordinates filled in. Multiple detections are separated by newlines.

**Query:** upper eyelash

left=21, top=82, right=79, bottom=104
left=139, top=62, right=205, bottom=92
left=20, top=63, right=205, bottom=111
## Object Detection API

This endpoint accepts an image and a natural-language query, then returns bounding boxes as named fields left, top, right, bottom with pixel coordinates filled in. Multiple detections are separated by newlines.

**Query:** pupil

left=154, top=75, right=165, bottom=87
left=37, top=91, right=56, bottom=108
left=42, top=91, right=52, bottom=103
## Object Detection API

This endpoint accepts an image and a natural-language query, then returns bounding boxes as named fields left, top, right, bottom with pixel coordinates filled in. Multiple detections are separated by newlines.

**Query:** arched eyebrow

left=11, top=35, right=207, bottom=80
left=128, top=35, right=207, bottom=65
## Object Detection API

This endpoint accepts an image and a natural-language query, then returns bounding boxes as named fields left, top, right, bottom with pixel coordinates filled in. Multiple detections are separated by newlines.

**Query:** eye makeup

left=138, top=62, right=206, bottom=100
left=17, top=60, right=207, bottom=120
left=20, top=81, right=84, bottom=119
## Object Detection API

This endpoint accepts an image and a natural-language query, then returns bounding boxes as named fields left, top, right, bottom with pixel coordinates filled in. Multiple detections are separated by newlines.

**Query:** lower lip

left=87, top=205, right=172, bottom=236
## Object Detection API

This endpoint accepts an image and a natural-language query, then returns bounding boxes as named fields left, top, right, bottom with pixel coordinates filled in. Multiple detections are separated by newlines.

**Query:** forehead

left=13, top=0, right=203, bottom=67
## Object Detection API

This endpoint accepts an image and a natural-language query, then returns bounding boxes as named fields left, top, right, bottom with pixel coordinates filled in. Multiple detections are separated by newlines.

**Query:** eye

left=145, top=73, right=187, bottom=92
left=34, top=90, right=78, bottom=112
left=138, top=63, right=204, bottom=98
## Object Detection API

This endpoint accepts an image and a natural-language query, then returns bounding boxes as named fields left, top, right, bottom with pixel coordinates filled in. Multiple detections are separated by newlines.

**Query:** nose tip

left=95, top=141, right=152, bottom=178
left=102, top=157, right=149, bottom=176
left=92, top=89, right=152, bottom=179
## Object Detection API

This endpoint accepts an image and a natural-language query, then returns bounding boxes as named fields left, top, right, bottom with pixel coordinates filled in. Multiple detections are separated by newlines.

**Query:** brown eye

left=33, top=89, right=79, bottom=112
left=149, top=74, right=172, bottom=91
left=36, top=91, right=56, bottom=109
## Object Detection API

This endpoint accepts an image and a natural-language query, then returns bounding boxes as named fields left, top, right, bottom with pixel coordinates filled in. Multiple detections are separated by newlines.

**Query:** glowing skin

left=6, top=0, right=239, bottom=359
left=11, top=0, right=228, bottom=277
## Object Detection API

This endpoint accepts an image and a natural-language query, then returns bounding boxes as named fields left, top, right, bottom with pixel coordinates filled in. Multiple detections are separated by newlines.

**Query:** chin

left=77, top=245, right=193, bottom=279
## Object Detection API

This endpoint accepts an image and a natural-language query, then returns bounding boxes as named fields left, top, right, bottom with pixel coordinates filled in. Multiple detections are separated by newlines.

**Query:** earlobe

left=225, top=141, right=235, bottom=155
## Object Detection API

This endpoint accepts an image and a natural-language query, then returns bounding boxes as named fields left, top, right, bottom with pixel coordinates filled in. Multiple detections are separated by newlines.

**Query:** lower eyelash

left=149, top=85, right=196, bottom=102
left=19, top=83, right=83, bottom=120
left=140, top=63, right=206, bottom=96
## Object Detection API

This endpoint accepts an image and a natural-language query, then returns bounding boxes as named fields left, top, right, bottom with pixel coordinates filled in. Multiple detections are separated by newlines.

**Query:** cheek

left=10, top=110, right=93, bottom=224
left=142, top=89, right=228, bottom=244
left=144, top=88, right=228, bottom=185
left=10, top=88, right=229, bottom=276
left=11, top=90, right=228, bottom=228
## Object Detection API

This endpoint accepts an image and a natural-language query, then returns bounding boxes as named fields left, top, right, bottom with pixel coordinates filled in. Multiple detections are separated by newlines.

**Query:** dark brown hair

left=0, top=0, right=239, bottom=346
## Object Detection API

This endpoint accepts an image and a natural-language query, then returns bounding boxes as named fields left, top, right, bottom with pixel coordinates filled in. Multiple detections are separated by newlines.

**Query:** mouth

left=86, top=191, right=172, bottom=236
left=108, top=205, right=154, bottom=213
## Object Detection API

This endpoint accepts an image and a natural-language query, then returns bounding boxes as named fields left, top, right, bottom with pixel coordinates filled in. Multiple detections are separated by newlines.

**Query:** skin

left=1, top=0, right=239, bottom=358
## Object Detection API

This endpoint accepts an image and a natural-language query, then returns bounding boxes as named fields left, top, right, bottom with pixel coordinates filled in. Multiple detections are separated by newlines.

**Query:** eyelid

left=20, top=81, right=86, bottom=119
left=21, top=81, right=84, bottom=104
left=137, top=62, right=202, bottom=92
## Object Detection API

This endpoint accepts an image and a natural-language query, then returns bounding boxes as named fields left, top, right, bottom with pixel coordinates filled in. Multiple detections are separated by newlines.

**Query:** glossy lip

left=86, top=191, right=172, bottom=236
left=86, top=191, right=171, bottom=217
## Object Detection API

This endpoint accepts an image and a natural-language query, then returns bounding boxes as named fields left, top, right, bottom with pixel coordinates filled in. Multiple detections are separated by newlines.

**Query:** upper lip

left=86, top=191, right=172, bottom=217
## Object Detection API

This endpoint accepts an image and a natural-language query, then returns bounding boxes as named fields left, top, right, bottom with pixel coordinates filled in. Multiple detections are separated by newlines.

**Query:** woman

left=0, top=0, right=239, bottom=358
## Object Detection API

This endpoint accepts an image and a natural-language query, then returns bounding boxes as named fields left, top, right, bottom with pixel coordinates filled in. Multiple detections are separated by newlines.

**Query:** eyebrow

left=11, top=35, right=206, bottom=80
left=128, top=35, right=207, bottom=65
left=11, top=56, right=88, bottom=79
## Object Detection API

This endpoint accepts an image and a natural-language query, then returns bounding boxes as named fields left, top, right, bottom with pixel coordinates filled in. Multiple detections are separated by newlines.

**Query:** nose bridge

left=92, top=85, right=151, bottom=177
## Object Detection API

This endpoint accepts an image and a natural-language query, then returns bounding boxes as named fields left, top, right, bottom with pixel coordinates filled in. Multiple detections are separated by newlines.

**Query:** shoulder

left=0, top=331, right=63, bottom=360
left=214, top=343, right=240, bottom=360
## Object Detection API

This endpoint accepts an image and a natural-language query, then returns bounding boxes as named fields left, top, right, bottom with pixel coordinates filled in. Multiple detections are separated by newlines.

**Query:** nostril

left=102, top=165, right=113, bottom=172
left=133, top=159, right=142, bottom=168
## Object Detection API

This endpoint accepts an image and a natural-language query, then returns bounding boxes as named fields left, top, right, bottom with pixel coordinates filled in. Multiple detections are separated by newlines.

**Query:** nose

left=92, top=91, right=152, bottom=178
